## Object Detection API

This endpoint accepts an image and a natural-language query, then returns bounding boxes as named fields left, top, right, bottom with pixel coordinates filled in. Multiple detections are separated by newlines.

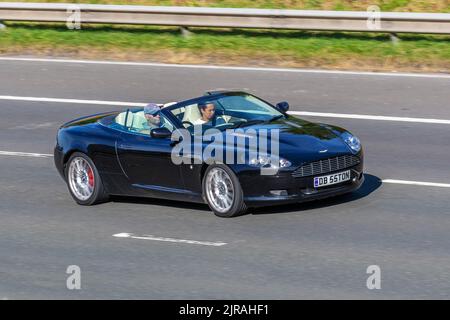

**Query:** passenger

left=143, top=103, right=162, bottom=130
left=193, top=101, right=225, bottom=126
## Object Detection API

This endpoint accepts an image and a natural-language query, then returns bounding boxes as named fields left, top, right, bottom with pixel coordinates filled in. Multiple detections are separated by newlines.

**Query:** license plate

left=314, top=170, right=351, bottom=188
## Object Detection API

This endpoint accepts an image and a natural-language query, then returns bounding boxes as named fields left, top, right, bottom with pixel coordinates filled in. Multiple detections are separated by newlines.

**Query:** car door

left=116, top=115, right=183, bottom=191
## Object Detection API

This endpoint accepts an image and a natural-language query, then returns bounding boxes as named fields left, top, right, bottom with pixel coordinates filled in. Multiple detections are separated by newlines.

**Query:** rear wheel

left=202, top=164, right=247, bottom=218
left=65, top=152, right=109, bottom=205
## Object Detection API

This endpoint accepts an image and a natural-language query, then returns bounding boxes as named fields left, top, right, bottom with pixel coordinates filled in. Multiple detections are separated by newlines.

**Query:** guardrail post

left=180, top=26, right=192, bottom=38
left=390, top=33, right=400, bottom=45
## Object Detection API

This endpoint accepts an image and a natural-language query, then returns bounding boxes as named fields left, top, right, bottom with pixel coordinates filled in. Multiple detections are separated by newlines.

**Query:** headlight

left=279, top=158, right=292, bottom=168
left=248, top=155, right=292, bottom=168
left=341, top=132, right=361, bottom=153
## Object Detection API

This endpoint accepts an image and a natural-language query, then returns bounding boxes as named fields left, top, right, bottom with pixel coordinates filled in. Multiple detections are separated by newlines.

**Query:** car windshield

left=169, top=93, right=284, bottom=133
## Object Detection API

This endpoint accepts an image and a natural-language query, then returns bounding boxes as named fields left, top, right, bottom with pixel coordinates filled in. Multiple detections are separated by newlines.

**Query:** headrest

left=182, top=104, right=201, bottom=124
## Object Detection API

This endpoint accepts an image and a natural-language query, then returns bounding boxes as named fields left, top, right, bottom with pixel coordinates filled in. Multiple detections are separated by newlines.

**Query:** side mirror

left=150, top=127, right=172, bottom=139
left=276, top=101, right=289, bottom=113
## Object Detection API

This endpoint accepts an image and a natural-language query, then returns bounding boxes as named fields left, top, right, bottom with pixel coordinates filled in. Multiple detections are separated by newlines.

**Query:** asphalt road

left=0, top=58, right=449, bottom=299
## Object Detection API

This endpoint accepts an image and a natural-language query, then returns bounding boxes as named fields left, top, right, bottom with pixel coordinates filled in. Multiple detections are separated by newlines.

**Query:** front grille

left=292, top=155, right=360, bottom=178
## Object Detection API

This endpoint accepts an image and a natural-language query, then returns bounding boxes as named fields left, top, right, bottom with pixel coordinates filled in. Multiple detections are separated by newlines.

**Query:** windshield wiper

left=231, top=119, right=266, bottom=128
left=266, top=115, right=285, bottom=123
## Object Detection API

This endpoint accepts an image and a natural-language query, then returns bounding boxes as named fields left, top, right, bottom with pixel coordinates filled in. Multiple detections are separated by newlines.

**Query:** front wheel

left=202, top=164, right=247, bottom=218
left=65, top=152, right=109, bottom=205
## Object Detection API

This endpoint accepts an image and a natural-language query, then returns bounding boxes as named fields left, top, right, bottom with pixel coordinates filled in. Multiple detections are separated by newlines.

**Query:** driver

left=193, top=101, right=226, bottom=126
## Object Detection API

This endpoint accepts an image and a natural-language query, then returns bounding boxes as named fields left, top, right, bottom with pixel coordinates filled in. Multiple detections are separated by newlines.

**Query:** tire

left=65, top=152, right=109, bottom=205
left=202, top=164, right=247, bottom=218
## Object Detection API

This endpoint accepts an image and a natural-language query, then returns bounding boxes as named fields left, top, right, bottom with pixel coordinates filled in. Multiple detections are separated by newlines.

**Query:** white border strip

left=290, top=111, right=450, bottom=125
left=0, top=150, right=52, bottom=158
left=1, top=95, right=450, bottom=125
left=0, top=95, right=145, bottom=107
left=0, top=57, right=449, bottom=79
left=113, top=232, right=227, bottom=246
left=383, top=179, right=450, bottom=188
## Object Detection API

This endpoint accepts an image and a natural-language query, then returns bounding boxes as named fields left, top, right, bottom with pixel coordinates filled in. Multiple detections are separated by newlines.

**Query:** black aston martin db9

left=54, top=91, right=364, bottom=217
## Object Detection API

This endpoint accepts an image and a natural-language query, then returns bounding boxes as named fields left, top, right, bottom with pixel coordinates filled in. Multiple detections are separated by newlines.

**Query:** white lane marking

left=0, top=150, right=53, bottom=158
left=290, top=111, right=450, bottom=125
left=9, top=122, right=56, bottom=130
left=2, top=95, right=450, bottom=125
left=113, top=233, right=227, bottom=246
left=1, top=149, right=449, bottom=190
left=0, top=95, right=145, bottom=107
left=382, top=179, right=450, bottom=188
left=0, top=57, right=449, bottom=79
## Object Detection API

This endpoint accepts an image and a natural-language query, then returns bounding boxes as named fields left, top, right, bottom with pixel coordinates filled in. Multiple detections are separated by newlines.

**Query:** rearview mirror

left=150, top=127, right=172, bottom=138
left=276, top=101, right=289, bottom=113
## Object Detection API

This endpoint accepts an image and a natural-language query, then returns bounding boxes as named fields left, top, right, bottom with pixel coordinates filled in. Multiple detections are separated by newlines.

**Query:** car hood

left=223, top=116, right=354, bottom=165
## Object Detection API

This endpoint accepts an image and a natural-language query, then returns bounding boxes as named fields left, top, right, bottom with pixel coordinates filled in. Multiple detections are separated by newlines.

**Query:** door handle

left=119, top=144, right=133, bottom=150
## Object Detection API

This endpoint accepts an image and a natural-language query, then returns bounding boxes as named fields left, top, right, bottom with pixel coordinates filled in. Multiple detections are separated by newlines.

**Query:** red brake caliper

left=87, top=167, right=94, bottom=187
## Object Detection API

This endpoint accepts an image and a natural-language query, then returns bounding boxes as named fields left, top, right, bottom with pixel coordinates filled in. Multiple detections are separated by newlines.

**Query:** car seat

left=115, top=110, right=135, bottom=128
left=131, top=111, right=148, bottom=131
left=182, top=104, right=201, bottom=126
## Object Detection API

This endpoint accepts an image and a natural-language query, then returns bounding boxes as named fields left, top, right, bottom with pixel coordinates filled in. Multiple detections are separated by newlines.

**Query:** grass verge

left=0, top=23, right=449, bottom=73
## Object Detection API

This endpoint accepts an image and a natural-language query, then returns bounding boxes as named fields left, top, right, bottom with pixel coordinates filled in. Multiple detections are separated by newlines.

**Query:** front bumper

left=239, top=162, right=364, bottom=207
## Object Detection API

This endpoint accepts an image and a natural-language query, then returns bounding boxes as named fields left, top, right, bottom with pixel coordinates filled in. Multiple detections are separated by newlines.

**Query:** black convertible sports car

left=54, top=91, right=364, bottom=217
